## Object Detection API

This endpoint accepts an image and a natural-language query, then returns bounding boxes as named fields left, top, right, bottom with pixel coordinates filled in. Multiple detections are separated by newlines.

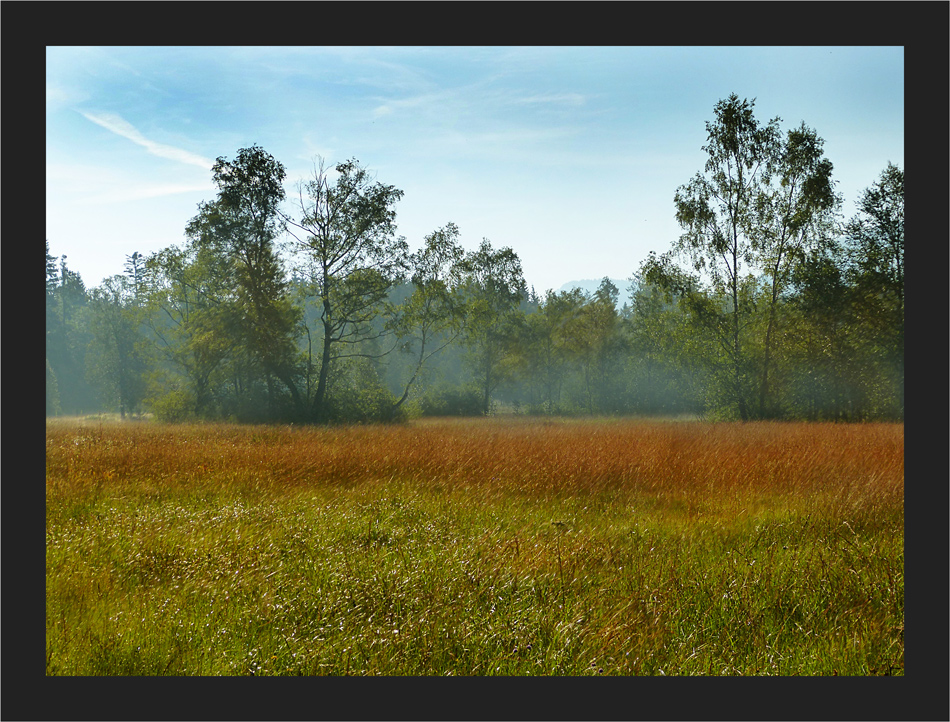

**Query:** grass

left=45, top=416, right=903, bottom=676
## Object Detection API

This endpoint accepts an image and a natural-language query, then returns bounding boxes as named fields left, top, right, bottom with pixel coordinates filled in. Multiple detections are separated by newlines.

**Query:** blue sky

left=46, top=46, right=904, bottom=296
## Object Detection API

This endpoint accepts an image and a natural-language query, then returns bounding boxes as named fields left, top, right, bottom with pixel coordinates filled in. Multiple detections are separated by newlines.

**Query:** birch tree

left=673, top=94, right=781, bottom=419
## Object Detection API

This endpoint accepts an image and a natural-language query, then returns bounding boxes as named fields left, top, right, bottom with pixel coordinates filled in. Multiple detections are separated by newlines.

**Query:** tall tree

left=144, top=240, right=239, bottom=419
left=390, top=222, right=466, bottom=411
left=843, top=162, right=904, bottom=417
left=509, top=287, right=586, bottom=412
left=124, top=251, right=147, bottom=303
left=457, top=238, right=526, bottom=415
left=285, top=157, right=407, bottom=421
left=786, top=245, right=863, bottom=420
left=47, top=254, right=98, bottom=414
left=46, top=240, right=59, bottom=298
left=46, top=240, right=62, bottom=415
left=86, top=274, right=149, bottom=418
left=750, top=122, right=840, bottom=417
left=567, top=279, right=625, bottom=414
left=673, top=94, right=781, bottom=419
left=206, top=145, right=303, bottom=418
left=637, top=252, right=725, bottom=415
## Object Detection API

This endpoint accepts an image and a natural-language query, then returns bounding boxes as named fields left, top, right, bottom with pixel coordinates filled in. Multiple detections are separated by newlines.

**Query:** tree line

left=46, top=95, right=904, bottom=423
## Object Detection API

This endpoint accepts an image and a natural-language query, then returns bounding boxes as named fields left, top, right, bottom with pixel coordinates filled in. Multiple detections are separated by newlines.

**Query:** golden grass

left=46, top=416, right=904, bottom=676
left=46, top=415, right=903, bottom=512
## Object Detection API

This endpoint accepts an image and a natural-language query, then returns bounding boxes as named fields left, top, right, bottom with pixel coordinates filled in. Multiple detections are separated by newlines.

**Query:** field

left=45, top=416, right=904, bottom=676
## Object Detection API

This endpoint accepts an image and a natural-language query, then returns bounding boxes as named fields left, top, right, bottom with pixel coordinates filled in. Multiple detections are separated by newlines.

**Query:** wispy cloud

left=369, top=84, right=591, bottom=131
left=78, top=110, right=215, bottom=169
left=371, top=90, right=451, bottom=120
left=47, top=162, right=213, bottom=205
left=510, top=92, right=587, bottom=107
left=47, top=83, right=88, bottom=112
left=88, top=182, right=215, bottom=205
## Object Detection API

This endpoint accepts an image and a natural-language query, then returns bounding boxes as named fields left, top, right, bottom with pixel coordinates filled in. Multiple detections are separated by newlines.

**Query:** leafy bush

left=325, top=358, right=405, bottom=423
left=145, top=385, right=196, bottom=423
left=419, top=384, right=484, bottom=417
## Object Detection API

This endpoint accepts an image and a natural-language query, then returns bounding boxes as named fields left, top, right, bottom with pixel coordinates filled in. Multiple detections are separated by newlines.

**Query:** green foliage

left=388, top=223, right=468, bottom=409
left=419, top=384, right=485, bottom=417
left=46, top=250, right=101, bottom=415
left=86, top=275, right=151, bottom=418
left=46, top=358, right=62, bottom=416
left=503, top=287, right=585, bottom=413
left=748, top=122, right=841, bottom=418
left=672, top=94, right=784, bottom=419
left=842, top=162, right=904, bottom=418
left=324, top=358, right=406, bottom=423
left=146, top=381, right=197, bottom=423
left=143, top=242, right=238, bottom=419
left=457, top=238, right=527, bottom=414
left=208, top=146, right=303, bottom=416
left=286, top=156, right=408, bottom=421
left=660, top=96, right=904, bottom=421
left=46, top=239, right=60, bottom=295
left=48, top=126, right=903, bottom=424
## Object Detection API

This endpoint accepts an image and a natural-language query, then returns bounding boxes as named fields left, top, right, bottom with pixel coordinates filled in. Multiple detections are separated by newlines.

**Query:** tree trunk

left=312, top=273, right=334, bottom=422
left=313, top=317, right=333, bottom=422
left=482, top=336, right=493, bottom=415
left=393, top=336, right=427, bottom=410
left=759, top=273, right=781, bottom=419
left=268, top=363, right=304, bottom=420
left=731, top=250, right=748, bottom=421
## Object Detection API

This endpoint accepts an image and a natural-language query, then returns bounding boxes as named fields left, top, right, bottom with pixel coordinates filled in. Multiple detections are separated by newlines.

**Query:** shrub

left=419, top=384, right=484, bottom=417
left=145, top=385, right=196, bottom=423
left=325, top=358, right=406, bottom=424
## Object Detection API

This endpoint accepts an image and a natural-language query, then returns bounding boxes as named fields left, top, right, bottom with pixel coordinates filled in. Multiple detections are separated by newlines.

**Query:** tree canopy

left=48, top=117, right=904, bottom=423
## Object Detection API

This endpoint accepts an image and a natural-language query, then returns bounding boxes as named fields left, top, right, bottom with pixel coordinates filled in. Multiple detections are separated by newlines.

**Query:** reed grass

left=46, top=416, right=903, bottom=675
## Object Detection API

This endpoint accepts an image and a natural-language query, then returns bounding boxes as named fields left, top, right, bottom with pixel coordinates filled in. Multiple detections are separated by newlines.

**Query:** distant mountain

left=557, top=278, right=634, bottom=307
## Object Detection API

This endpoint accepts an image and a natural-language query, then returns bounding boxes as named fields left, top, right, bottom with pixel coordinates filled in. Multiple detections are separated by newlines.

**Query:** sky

left=46, top=46, right=904, bottom=297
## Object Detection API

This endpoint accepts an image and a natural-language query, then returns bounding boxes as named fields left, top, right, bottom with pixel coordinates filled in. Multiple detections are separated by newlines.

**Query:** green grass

left=45, top=417, right=903, bottom=676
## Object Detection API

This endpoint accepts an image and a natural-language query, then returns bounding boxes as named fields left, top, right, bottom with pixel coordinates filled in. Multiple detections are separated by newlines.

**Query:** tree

left=124, top=251, right=147, bottom=303
left=508, top=286, right=586, bottom=413
left=46, top=253, right=98, bottom=414
left=204, top=145, right=303, bottom=419
left=749, top=122, right=840, bottom=417
left=566, top=279, right=625, bottom=414
left=46, top=240, right=59, bottom=298
left=46, top=358, right=62, bottom=416
left=87, top=274, right=150, bottom=418
left=673, top=94, right=781, bottom=419
left=46, top=241, right=62, bottom=415
left=457, top=238, right=526, bottom=415
left=785, top=246, right=864, bottom=419
left=843, top=162, right=904, bottom=417
left=636, top=252, right=724, bottom=416
left=390, top=222, right=467, bottom=411
left=285, top=157, right=407, bottom=421
left=143, top=240, right=239, bottom=419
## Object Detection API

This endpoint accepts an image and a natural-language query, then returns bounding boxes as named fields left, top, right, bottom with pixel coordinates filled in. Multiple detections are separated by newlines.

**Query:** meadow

left=45, top=416, right=904, bottom=676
